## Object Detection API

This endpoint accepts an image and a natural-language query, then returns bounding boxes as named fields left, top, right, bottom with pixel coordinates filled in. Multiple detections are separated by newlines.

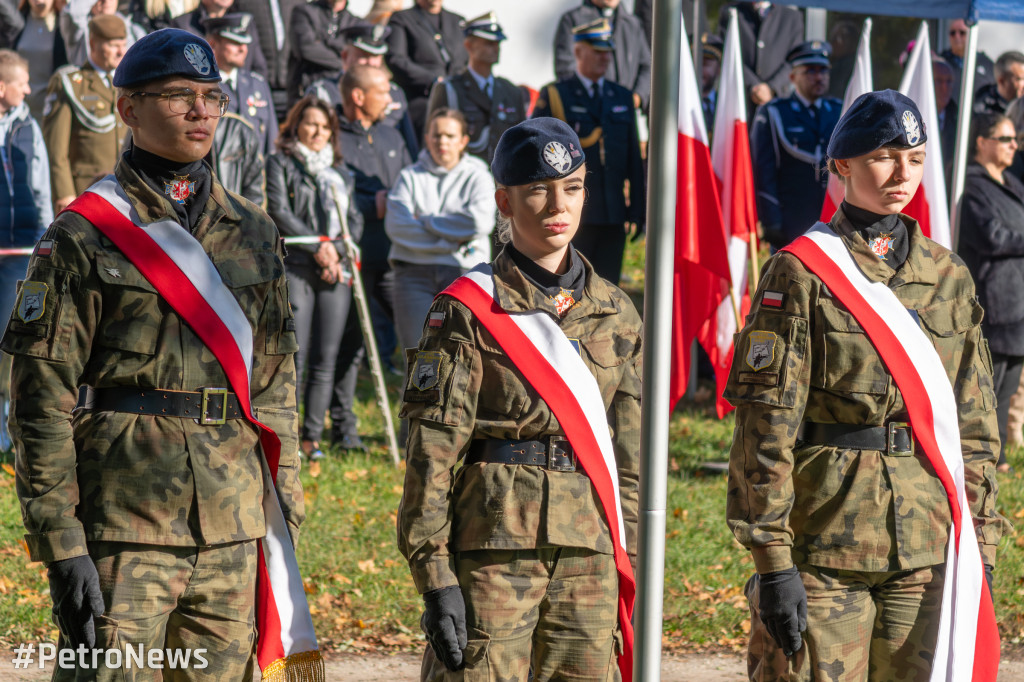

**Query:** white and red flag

left=821, top=18, right=873, bottom=221
left=668, top=13, right=731, bottom=414
left=708, top=7, right=758, bottom=417
left=899, top=22, right=951, bottom=248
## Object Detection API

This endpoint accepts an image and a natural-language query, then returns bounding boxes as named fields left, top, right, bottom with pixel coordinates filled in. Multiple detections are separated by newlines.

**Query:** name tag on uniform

left=570, top=106, right=589, bottom=113
left=612, top=105, right=629, bottom=113
left=787, top=126, right=805, bottom=133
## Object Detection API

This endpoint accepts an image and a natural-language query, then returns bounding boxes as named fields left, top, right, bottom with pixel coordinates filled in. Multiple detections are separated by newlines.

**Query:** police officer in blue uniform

left=532, top=18, right=644, bottom=285
left=203, top=13, right=277, bottom=158
left=750, top=40, right=842, bottom=250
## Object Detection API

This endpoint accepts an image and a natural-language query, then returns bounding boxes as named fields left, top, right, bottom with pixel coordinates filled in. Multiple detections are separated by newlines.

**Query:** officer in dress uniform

left=426, top=12, right=525, bottom=167
left=532, top=18, right=644, bottom=285
left=42, top=14, right=129, bottom=212
left=727, top=90, right=1007, bottom=681
left=701, top=32, right=723, bottom=136
left=6, top=28, right=303, bottom=680
left=305, top=23, right=419, bottom=158
left=203, top=12, right=278, bottom=158
left=750, top=41, right=842, bottom=251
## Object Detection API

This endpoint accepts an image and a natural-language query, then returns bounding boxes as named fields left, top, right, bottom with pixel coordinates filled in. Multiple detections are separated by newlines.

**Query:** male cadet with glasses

left=533, top=18, right=644, bottom=285
left=306, top=23, right=419, bottom=157
left=43, top=14, right=129, bottom=212
left=5, top=29, right=304, bottom=679
left=749, top=41, right=841, bottom=251
left=426, top=12, right=525, bottom=166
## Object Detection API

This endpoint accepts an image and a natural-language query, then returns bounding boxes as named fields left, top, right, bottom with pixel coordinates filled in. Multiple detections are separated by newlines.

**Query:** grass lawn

left=2, top=237, right=1023, bottom=656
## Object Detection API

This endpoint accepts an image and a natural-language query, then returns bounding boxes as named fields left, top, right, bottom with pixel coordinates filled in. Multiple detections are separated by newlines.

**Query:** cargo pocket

left=724, top=313, right=807, bottom=408
left=94, top=252, right=160, bottom=355
left=460, top=631, right=491, bottom=682
left=813, top=298, right=888, bottom=395
left=94, top=614, right=126, bottom=682
left=2, top=268, right=79, bottom=362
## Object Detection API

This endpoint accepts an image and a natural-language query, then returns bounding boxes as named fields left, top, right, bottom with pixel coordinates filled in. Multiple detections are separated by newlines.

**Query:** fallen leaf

left=308, top=461, right=321, bottom=478
left=357, top=559, right=378, bottom=574
left=2, top=463, right=14, bottom=477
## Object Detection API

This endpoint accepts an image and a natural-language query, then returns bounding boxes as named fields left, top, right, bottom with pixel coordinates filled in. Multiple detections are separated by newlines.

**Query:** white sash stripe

left=463, top=266, right=627, bottom=551
left=804, top=224, right=981, bottom=681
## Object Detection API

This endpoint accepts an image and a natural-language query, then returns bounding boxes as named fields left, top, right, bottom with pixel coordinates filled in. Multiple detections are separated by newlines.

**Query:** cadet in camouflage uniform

left=397, top=118, right=641, bottom=681
left=5, top=29, right=302, bottom=680
left=42, top=15, right=129, bottom=212
left=725, top=91, right=1007, bottom=681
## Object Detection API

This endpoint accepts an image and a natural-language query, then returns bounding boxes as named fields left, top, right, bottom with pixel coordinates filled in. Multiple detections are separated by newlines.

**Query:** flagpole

left=950, top=21, right=979, bottom=252
left=634, top=0, right=681, bottom=679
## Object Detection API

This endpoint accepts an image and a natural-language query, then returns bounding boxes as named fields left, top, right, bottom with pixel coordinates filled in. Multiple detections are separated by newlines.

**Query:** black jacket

left=958, top=163, right=1024, bottom=354
left=265, top=151, right=363, bottom=270
left=234, top=0, right=303, bottom=92
left=719, top=2, right=803, bottom=103
left=170, top=7, right=268, bottom=76
left=553, top=1, right=652, bottom=110
left=385, top=6, right=467, bottom=137
left=286, top=0, right=360, bottom=104
left=210, top=112, right=265, bottom=207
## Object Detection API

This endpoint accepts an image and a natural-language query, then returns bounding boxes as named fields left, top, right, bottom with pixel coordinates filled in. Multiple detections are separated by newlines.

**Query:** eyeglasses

left=987, top=136, right=1018, bottom=144
left=949, top=29, right=967, bottom=36
left=129, top=89, right=230, bottom=117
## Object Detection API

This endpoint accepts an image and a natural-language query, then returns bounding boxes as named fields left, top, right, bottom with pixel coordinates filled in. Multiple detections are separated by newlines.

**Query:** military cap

left=786, top=40, right=831, bottom=67
left=492, top=117, right=585, bottom=186
left=339, top=23, right=390, bottom=55
left=113, top=28, right=220, bottom=88
left=462, top=12, right=506, bottom=42
left=202, top=12, right=254, bottom=45
left=572, top=18, right=614, bottom=51
left=88, top=14, right=126, bottom=41
left=827, top=89, right=927, bottom=160
left=701, top=33, right=723, bottom=61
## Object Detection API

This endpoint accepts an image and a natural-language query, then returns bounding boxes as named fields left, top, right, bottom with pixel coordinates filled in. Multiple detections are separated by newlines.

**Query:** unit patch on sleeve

left=745, top=330, right=778, bottom=372
left=16, top=281, right=48, bottom=323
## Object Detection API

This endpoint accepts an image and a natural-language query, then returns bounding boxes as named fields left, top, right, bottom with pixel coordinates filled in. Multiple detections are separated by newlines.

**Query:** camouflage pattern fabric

left=397, top=246, right=642, bottom=595
left=420, top=547, right=620, bottom=682
left=3, top=157, right=303, bottom=566
left=725, top=207, right=1007, bottom=576
left=744, top=563, right=943, bottom=682
left=50, top=540, right=257, bottom=682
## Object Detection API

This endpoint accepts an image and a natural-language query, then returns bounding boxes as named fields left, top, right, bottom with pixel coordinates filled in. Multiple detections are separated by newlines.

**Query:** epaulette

left=53, top=64, right=82, bottom=78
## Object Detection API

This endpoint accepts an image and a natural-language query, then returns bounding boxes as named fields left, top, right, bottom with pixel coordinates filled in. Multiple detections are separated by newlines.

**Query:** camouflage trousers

left=421, top=547, right=621, bottom=682
left=53, top=540, right=257, bottom=682
left=745, top=563, right=944, bottom=682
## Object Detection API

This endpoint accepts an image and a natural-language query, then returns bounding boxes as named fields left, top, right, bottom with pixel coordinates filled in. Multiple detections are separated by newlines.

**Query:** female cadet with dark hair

left=396, top=117, right=641, bottom=681
left=725, top=90, right=1006, bottom=681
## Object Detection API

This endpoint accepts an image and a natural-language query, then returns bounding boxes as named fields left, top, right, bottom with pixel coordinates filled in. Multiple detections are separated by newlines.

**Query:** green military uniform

left=397, top=247, right=642, bottom=681
left=42, top=63, right=129, bottom=201
left=427, top=71, right=526, bottom=166
left=725, top=207, right=1008, bottom=681
left=4, top=158, right=302, bottom=680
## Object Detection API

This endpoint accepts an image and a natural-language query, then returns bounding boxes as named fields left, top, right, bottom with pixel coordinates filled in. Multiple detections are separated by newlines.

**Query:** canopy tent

left=777, top=0, right=1024, bottom=22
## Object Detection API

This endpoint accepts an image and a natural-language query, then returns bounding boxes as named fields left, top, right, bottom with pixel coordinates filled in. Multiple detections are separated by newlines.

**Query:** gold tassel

left=261, top=650, right=325, bottom=682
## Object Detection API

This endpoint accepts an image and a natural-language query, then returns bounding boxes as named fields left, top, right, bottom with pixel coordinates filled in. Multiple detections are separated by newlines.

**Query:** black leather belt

left=802, top=421, right=914, bottom=456
left=465, top=437, right=577, bottom=472
left=76, top=386, right=244, bottom=425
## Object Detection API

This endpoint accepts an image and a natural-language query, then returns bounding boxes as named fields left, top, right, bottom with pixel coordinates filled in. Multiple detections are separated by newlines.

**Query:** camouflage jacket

left=725, top=208, right=1008, bottom=574
left=3, top=158, right=302, bottom=565
left=397, top=248, right=643, bottom=594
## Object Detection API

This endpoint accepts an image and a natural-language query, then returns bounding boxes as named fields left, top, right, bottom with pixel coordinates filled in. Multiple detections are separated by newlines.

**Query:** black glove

left=47, top=555, right=105, bottom=649
left=421, top=585, right=467, bottom=671
left=984, top=564, right=994, bottom=600
left=758, top=567, right=807, bottom=657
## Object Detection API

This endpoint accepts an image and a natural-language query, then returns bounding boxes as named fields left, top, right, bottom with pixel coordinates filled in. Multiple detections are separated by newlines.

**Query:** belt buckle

left=887, top=421, right=913, bottom=455
left=200, top=387, right=229, bottom=425
left=547, top=437, right=576, bottom=472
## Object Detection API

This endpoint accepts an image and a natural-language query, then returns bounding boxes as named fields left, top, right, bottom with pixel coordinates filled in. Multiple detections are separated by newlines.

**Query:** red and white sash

left=783, top=223, right=998, bottom=682
left=442, top=266, right=636, bottom=682
left=66, top=177, right=323, bottom=680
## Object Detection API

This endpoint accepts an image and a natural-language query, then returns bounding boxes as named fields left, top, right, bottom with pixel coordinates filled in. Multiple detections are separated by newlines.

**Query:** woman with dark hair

left=266, top=94, right=362, bottom=460
left=958, top=111, right=1024, bottom=473
left=14, top=0, right=67, bottom=120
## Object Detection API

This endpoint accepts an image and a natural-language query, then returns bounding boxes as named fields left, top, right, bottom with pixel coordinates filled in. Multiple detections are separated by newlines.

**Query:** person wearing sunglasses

left=3, top=28, right=306, bottom=678
left=938, top=18, right=995, bottom=100
left=958, top=112, right=1024, bottom=474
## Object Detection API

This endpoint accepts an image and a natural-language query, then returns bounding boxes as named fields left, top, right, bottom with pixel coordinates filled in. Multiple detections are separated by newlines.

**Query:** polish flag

left=669, top=13, right=731, bottom=413
left=707, top=7, right=758, bottom=417
left=821, top=18, right=873, bottom=221
left=899, top=22, right=951, bottom=248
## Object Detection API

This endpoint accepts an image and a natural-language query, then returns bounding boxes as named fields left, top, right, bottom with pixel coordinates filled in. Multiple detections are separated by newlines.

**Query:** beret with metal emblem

left=462, top=12, right=506, bottom=42
left=572, top=18, right=614, bottom=51
left=112, top=28, right=221, bottom=89
left=826, top=89, right=927, bottom=160
left=88, top=14, right=126, bottom=41
left=786, top=40, right=832, bottom=67
left=492, top=117, right=585, bottom=186
left=338, top=23, right=391, bottom=55
left=202, top=12, right=254, bottom=45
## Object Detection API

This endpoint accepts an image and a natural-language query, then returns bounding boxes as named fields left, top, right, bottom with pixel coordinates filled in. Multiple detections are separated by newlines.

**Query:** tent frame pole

left=950, top=21, right=979, bottom=251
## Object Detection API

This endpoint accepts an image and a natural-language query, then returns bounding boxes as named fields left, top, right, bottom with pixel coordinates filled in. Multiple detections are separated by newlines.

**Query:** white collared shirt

left=794, top=90, right=820, bottom=111
left=222, top=68, right=238, bottom=94
left=88, top=57, right=110, bottom=88
left=575, top=71, right=604, bottom=98
left=467, top=66, right=493, bottom=99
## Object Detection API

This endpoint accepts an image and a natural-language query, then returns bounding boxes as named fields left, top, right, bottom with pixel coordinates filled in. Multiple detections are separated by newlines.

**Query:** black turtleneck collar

left=507, top=242, right=586, bottom=308
left=128, top=144, right=212, bottom=233
left=841, top=200, right=908, bottom=269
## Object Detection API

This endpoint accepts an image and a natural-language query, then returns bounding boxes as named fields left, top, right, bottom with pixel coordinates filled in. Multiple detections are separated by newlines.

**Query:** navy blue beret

left=113, top=28, right=220, bottom=89
left=492, top=118, right=585, bottom=186
left=827, top=89, right=927, bottom=160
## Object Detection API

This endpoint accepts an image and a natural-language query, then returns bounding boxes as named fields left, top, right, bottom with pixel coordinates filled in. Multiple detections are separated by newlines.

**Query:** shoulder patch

left=409, top=351, right=444, bottom=391
left=745, top=330, right=777, bottom=371
left=17, top=281, right=48, bottom=323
